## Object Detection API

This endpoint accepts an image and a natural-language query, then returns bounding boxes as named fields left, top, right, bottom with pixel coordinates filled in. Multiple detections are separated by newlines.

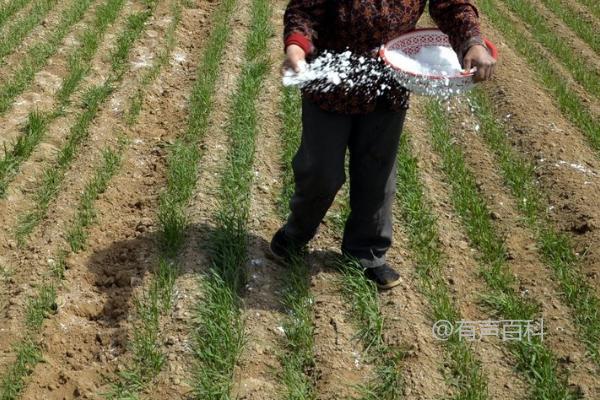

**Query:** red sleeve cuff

left=285, top=33, right=314, bottom=55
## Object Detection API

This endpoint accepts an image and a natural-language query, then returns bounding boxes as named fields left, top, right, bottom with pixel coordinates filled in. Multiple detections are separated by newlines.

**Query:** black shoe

left=364, top=264, right=401, bottom=290
left=269, top=227, right=306, bottom=261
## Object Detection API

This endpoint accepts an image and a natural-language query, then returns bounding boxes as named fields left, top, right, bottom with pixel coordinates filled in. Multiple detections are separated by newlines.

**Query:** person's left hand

left=463, top=44, right=496, bottom=82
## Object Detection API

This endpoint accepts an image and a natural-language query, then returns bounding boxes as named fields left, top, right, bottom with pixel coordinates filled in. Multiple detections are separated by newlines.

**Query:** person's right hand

left=282, top=44, right=306, bottom=74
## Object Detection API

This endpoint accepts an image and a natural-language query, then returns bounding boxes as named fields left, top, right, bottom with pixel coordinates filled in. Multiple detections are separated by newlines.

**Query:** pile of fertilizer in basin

left=385, top=45, right=463, bottom=76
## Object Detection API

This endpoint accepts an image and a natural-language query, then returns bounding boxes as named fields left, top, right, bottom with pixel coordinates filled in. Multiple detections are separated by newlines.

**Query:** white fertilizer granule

left=282, top=51, right=391, bottom=98
left=385, top=46, right=462, bottom=76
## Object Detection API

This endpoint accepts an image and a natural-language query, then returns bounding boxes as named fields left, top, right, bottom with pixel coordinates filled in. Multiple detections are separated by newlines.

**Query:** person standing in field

left=270, top=0, right=496, bottom=289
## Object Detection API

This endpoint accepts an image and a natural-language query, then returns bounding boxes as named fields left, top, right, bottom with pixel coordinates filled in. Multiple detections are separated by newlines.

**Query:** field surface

left=0, top=0, right=598, bottom=399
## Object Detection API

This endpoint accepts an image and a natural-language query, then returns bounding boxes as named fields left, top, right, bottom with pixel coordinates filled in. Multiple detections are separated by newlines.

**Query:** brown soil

left=526, top=0, right=600, bottom=63
left=0, top=0, right=144, bottom=376
left=0, top=0, right=103, bottom=150
left=485, top=3, right=600, bottom=117
left=406, top=99, right=531, bottom=399
left=442, top=96, right=599, bottom=397
left=0, top=1, right=218, bottom=398
left=0, top=0, right=599, bottom=399
left=479, top=17, right=600, bottom=295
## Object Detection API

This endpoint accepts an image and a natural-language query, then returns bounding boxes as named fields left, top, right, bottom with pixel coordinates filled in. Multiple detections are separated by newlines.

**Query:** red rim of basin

left=379, top=28, right=499, bottom=80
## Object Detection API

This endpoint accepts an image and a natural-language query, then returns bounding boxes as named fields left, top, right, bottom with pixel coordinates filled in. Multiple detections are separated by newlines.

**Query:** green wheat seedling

left=0, top=0, right=59, bottom=63
left=0, top=283, right=56, bottom=400
left=66, top=140, right=125, bottom=252
left=498, top=0, right=600, bottom=99
left=15, top=3, right=156, bottom=245
left=425, top=99, right=579, bottom=399
left=395, top=133, right=488, bottom=399
left=0, top=340, right=42, bottom=400
left=538, top=0, right=599, bottom=54
left=469, top=88, right=600, bottom=364
left=0, top=111, right=47, bottom=196
left=106, top=259, right=176, bottom=400
left=0, top=1, right=159, bottom=397
left=0, top=0, right=95, bottom=116
left=57, top=0, right=127, bottom=105
left=279, top=255, right=317, bottom=400
left=478, top=0, right=600, bottom=160
left=575, top=0, right=600, bottom=19
left=126, top=0, right=181, bottom=125
left=0, top=0, right=33, bottom=30
left=0, top=0, right=125, bottom=198
left=276, top=87, right=317, bottom=400
left=277, top=87, right=302, bottom=216
left=192, top=0, right=272, bottom=397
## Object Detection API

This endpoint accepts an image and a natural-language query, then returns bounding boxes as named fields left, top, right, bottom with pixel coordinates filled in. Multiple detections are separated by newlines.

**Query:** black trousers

left=283, top=97, right=406, bottom=268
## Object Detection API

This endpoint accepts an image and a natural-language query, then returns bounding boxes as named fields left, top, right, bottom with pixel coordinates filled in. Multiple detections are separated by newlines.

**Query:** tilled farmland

left=0, top=0, right=598, bottom=399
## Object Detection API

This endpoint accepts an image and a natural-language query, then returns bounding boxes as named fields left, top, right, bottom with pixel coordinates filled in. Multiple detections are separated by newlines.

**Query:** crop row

left=15, top=0, right=155, bottom=244
left=500, top=0, right=599, bottom=100
left=0, top=0, right=95, bottom=115
left=101, top=0, right=238, bottom=395
left=0, top=141, right=125, bottom=399
left=0, top=0, right=126, bottom=197
left=537, top=0, right=599, bottom=53
left=0, top=0, right=59, bottom=62
left=277, top=88, right=317, bottom=399
left=479, top=0, right=600, bottom=159
left=191, top=0, right=272, bottom=396
left=0, top=0, right=32, bottom=29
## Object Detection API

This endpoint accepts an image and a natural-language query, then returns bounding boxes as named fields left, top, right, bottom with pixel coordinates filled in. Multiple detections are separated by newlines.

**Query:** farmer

left=271, top=0, right=496, bottom=289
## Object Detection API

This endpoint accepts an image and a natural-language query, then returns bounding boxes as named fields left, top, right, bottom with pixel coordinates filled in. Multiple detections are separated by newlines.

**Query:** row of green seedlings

left=537, top=0, right=599, bottom=53
left=499, top=0, right=599, bottom=99
left=576, top=0, right=600, bottom=19
left=105, top=0, right=241, bottom=397
left=0, top=0, right=32, bottom=29
left=191, top=0, right=272, bottom=397
left=0, top=0, right=127, bottom=197
left=14, top=0, right=159, bottom=245
left=276, top=87, right=317, bottom=399
left=0, top=0, right=59, bottom=62
left=394, top=132, right=489, bottom=399
left=424, top=98, right=580, bottom=399
left=125, top=0, right=181, bottom=126
left=477, top=0, right=599, bottom=160
left=0, top=0, right=95, bottom=115
left=468, top=88, right=600, bottom=364
left=0, top=140, right=125, bottom=400
left=329, top=181, right=405, bottom=397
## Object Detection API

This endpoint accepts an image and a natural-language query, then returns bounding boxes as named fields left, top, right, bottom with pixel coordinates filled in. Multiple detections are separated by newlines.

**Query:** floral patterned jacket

left=284, top=0, right=483, bottom=114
